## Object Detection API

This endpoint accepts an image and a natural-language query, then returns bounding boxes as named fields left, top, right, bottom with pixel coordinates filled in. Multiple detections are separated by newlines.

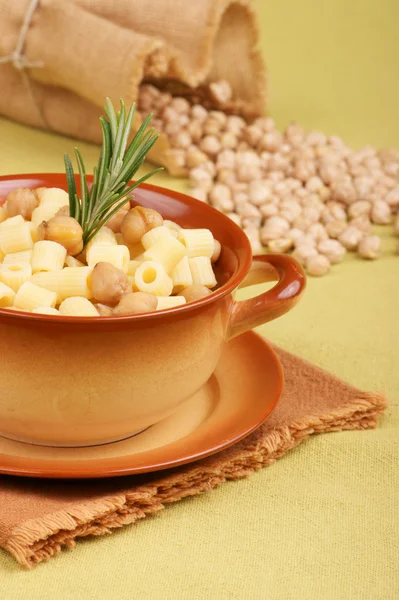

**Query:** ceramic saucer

left=0, top=332, right=283, bottom=479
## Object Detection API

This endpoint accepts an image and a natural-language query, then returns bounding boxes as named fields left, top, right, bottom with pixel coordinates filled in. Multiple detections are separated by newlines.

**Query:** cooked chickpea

left=91, top=262, right=131, bottom=306
left=113, top=292, right=158, bottom=315
left=211, top=240, right=221, bottom=263
left=106, top=200, right=131, bottom=233
left=121, top=206, right=163, bottom=245
left=180, top=284, right=212, bottom=303
left=318, top=239, right=346, bottom=264
left=56, top=205, right=70, bottom=217
left=94, top=303, right=114, bottom=317
left=6, top=188, right=39, bottom=219
left=38, top=215, right=84, bottom=255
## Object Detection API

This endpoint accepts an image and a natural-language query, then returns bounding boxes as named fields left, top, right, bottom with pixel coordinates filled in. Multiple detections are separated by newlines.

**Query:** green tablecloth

left=0, top=0, right=398, bottom=597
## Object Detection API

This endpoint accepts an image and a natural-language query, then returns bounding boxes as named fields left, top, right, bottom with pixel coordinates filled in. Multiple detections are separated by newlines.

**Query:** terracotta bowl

left=0, top=174, right=306, bottom=447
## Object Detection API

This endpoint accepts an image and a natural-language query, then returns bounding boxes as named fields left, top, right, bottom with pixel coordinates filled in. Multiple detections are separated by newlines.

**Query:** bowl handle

left=227, top=254, right=306, bottom=340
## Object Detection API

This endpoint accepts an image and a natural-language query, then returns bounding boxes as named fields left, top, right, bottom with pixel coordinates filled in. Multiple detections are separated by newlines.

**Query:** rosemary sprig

left=64, top=98, right=162, bottom=245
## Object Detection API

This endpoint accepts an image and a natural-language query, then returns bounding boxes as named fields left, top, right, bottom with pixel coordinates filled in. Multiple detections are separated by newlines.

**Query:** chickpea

left=113, top=292, right=158, bottom=315
left=6, top=188, right=39, bottom=220
left=211, top=240, right=221, bottom=263
left=91, top=262, right=131, bottom=306
left=121, top=206, right=163, bottom=245
left=56, top=205, right=70, bottom=217
left=180, top=284, right=212, bottom=303
left=107, top=200, right=131, bottom=233
left=94, top=303, right=113, bottom=317
left=306, top=254, right=331, bottom=277
left=358, top=235, right=381, bottom=260
left=38, top=215, right=84, bottom=255
left=318, top=239, right=346, bottom=264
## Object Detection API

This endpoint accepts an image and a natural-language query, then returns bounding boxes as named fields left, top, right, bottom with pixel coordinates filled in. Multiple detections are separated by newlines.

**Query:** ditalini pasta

left=31, top=204, right=59, bottom=228
left=32, top=306, right=60, bottom=315
left=0, top=263, right=32, bottom=292
left=171, top=256, right=193, bottom=291
left=134, top=261, right=173, bottom=296
left=0, top=188, right=221, bottom=316
left=163, top=220, right=181, bottom=238
left=3, top=250, right=33, bottom=265
left=143, top=236, right=186, bottom=273
left=0, top=215, right=24, bottom=230
left=0, top=222, right=33, bottom=254
left=0, top=206, right=7, bottom=224
left=31, top=241, right=67, bottom=273
left=188, top=257, right=218, bottom=288
left=141, top=225, right=173, bottom=250
left=86, top=244, right=130, bottom=272
left=0, top=281, right=15, bottom=307
left=178, top=229, right=214, bottom=258
left=64, top=255, right=85, bottom=268
left=39, top=187, right=69, bottom=209
left=156, top=295, right=186, bottom=310
left=14, top=281, right=57, bottom=310
left=59, top=297, right=99, bottom=316
left=85, top=227, right=117, bottom=252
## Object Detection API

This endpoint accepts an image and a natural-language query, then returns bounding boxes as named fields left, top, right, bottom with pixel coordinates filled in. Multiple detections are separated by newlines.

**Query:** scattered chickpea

left=6, top=188, right=39, bottom=220
left=268, top=238, right=293, bottom=253
left=190, top=188, right=208, bottom=203
left=358, top=235, right=381, bottom=260
left=113, top=292, right=158, bottom=315
left=371, top=200, right=392, bottom=225
left=209, top=184, right=234, bottom=212
left=226, top=212, right=242, bottom=227
left=318, top=239, right=346, bottom=264
left=186, top=148, right=208, bottom=169
left=306, top=254, right=331, bottom=276
left=292, top=244, right=318, bottom=266
left=199, top=135, right=221, bottom=156
left=338, top=226, right=363, bottom=250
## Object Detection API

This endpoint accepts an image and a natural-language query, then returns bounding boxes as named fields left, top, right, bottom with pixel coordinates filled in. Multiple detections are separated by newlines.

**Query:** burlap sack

left=0, top=0, right=267, bottom=174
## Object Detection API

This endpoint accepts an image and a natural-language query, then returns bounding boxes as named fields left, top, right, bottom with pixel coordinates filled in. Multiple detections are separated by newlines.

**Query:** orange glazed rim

left=0, top=173, right=253, bottom=325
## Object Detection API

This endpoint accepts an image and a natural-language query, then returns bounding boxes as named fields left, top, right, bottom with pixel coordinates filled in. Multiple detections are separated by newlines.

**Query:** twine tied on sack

left=0, top=0, right=48, bottom=128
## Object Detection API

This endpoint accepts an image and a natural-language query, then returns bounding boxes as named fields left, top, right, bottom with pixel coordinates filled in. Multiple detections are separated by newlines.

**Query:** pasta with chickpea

left=0, top=99, right=222, bottom=317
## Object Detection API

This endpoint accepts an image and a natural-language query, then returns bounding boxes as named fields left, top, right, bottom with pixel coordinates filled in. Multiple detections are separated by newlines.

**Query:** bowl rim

left=0, top=173, right=253, bottom=324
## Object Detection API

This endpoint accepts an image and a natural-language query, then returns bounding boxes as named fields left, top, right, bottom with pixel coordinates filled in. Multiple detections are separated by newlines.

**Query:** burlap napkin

left=0, top=345, right=386, bottom=569
left=0, top=0, right=267, bottom=173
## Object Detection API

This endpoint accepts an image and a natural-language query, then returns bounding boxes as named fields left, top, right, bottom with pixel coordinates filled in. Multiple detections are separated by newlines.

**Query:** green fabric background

left=0, top=0, right=398, bottom=598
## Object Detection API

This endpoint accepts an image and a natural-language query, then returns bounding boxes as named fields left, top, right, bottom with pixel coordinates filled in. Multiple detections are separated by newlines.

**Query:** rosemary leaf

left=64, top=154, right=77, bottom=218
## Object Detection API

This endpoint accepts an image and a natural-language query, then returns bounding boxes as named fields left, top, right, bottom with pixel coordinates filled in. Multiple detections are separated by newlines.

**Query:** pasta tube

left=141, top=225, right=173, bottom=250
left=163, top=219, right=181, bottom=238
left=85, top=227, right=117, bottom=252
left=156, top=296, right=186, bottom=310
left=0, top=222, right=33, bottom=253
left=32, top=306, right=60, bottom=315
left=0, top=281, right=15, bottom=307
left=3, top=250, right=33, bottom=265
left=143, top=236, right=186, bottom=273
left=134, top=261, right=173, bottom=296
left=0, top=263, right=32, bottom=292
left=0, top=215, right=24, bottom=231
left=59, top=297, right=99, bottom=317
left=31, top=203, right=60, bottom=227
left=171, top=256, right=193, bottom=292
left=86, top=244, right=130, bottom=273
left=14, top=281, right=57, bottom=310
left=31, top=241, right=67, bottom=273
left=178, top=228, right=214, bottom=258
left=39, top=187, right=69, bottom=209
left=188, top=257, right=217, bottom=288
